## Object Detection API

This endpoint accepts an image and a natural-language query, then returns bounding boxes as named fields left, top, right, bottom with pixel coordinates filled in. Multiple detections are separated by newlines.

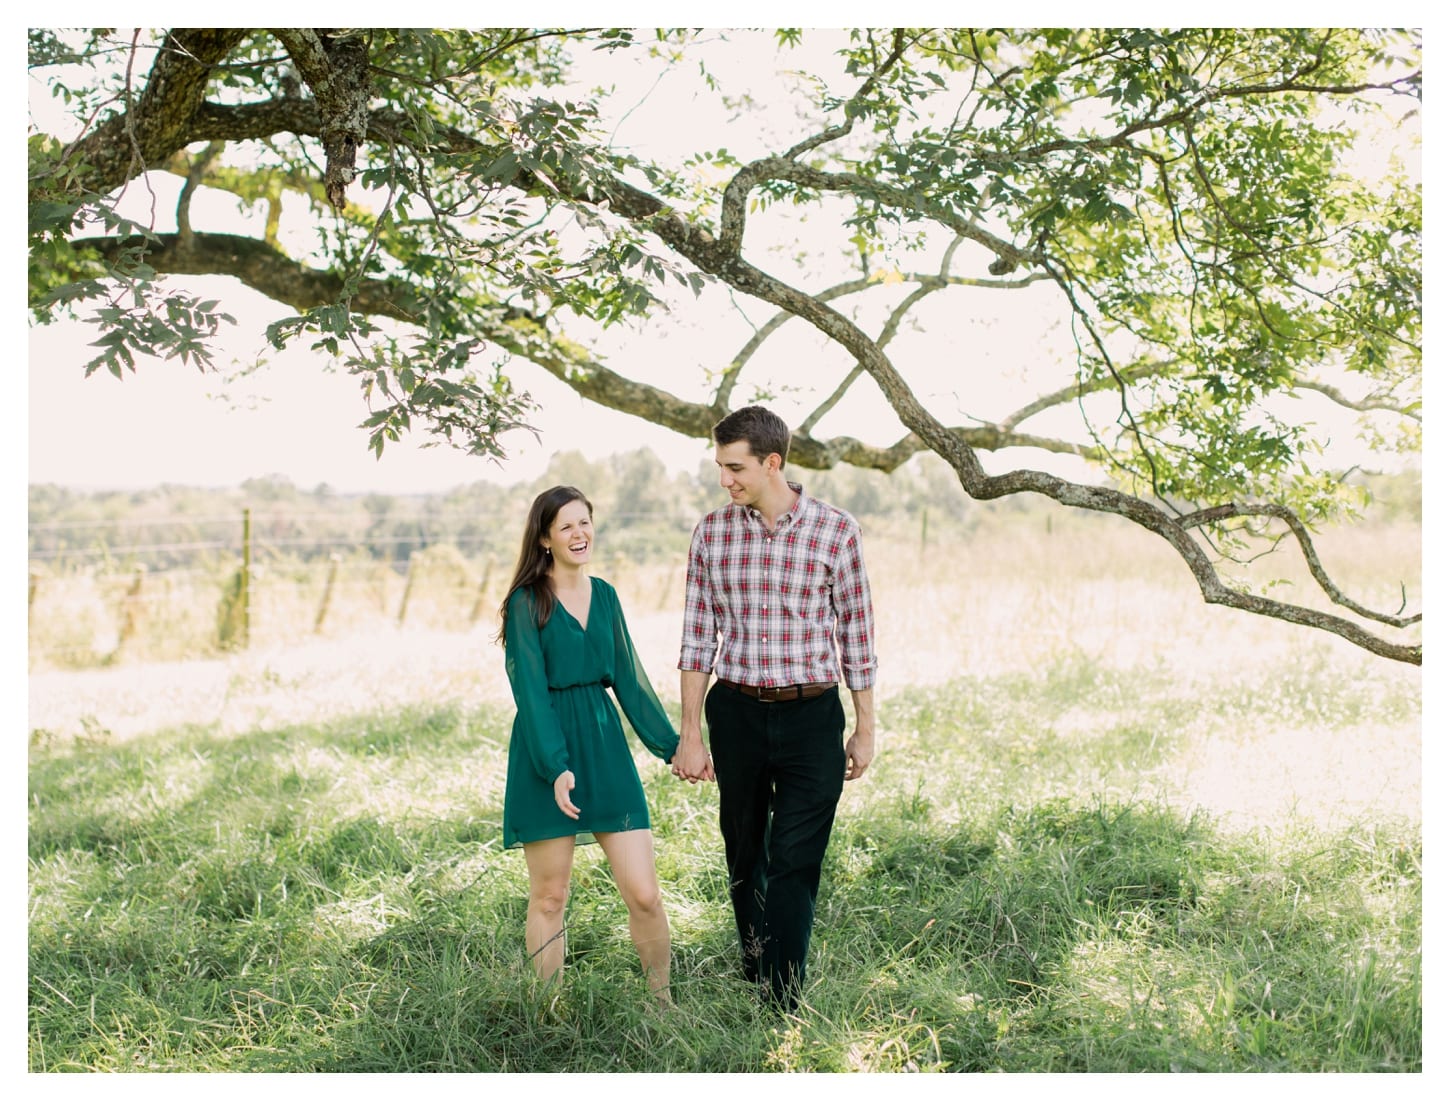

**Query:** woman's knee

left=529, top=881, right=570, bottom=918
left=619, top=878, right=664, bottom=918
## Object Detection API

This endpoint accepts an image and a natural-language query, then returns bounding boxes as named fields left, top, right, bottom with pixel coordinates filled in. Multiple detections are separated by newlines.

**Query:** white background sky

left=26, top=15, right=1424, bottom=497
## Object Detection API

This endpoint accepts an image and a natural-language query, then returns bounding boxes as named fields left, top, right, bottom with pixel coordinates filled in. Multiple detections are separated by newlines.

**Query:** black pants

left=705, top=682, right=846, bottom=1007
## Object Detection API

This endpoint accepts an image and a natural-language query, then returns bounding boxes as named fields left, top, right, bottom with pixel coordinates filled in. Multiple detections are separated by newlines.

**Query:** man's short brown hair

left=713, top=405, right=790, bottom=465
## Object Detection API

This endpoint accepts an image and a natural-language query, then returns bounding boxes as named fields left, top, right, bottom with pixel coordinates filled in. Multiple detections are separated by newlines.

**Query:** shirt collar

left=745, top=481, right=807, bottom=532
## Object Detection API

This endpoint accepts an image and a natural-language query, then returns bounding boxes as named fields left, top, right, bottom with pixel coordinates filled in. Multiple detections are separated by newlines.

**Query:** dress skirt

left=502, top=681, right=654, bottom=847
left=499, top=577, right=678, bottom=849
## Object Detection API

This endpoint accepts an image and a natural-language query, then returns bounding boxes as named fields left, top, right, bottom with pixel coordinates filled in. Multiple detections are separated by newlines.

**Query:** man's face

left=715, top=439, right=777, bottom=509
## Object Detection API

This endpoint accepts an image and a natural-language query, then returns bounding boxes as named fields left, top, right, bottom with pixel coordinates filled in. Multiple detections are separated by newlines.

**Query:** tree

left=27, top=28, right=1421, bottom=663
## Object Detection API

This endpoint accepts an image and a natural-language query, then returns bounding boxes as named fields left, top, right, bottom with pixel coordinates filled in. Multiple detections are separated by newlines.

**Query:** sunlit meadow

left=28, top=505, right=1421, bottom=1071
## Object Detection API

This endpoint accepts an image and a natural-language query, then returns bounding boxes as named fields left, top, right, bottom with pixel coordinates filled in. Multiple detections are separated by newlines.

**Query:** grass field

left=27, top=511, right=1422, bottom=1073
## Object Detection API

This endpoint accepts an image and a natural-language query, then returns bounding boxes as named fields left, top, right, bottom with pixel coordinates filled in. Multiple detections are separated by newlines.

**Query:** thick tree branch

left=72, top=232, right=426, bottom=322
left=625, top=189, right=1419, bottom=663
left=269, top=29, right=371, bottom=209
left=55, top=30, right=251, bottom=195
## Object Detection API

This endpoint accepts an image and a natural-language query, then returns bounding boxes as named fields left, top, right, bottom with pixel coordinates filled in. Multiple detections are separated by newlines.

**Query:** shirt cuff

left=840, top=659, right=877, bottom=692
left=678, top=648, right=716, bottom=673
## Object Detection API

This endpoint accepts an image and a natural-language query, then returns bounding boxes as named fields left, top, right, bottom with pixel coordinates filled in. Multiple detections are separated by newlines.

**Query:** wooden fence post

left=116, top=565, right=148, bottom=650
left=29, top=571, right=39, bottom=616
left=314, top=553, right=341, bottom=633
left=469, top=555, right=495, bottom=625
left=397, top=556, right=417, bottom=625
left=240, top=508, right=252, bottom=648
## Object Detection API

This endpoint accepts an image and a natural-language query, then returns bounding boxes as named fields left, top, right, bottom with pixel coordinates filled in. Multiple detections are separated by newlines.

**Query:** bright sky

left=26, top=27, right=812, bottom=492
left=24, top=21, right=1421, bottom=494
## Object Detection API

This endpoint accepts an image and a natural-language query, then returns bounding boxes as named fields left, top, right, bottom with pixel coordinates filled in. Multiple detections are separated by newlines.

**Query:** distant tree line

left=28, top=449, right=1419, bottom=574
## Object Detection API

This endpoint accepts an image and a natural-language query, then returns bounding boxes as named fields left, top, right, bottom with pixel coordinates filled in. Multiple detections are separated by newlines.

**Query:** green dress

left=502, top=576, right=680, bottom=848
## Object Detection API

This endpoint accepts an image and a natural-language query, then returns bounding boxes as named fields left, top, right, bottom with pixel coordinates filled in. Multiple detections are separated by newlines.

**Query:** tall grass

left=29, top=660, right=1419, bottom=1071
left=28, top=511, right=1421, bottom=1071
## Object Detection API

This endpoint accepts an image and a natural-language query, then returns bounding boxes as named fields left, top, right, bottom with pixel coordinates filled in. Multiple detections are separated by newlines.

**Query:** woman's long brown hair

left=495, top=485, right=593, bottom=642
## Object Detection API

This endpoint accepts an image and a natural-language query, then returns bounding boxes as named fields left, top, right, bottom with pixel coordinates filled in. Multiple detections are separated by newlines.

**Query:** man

left=673, top=405, right=877, bottom=1010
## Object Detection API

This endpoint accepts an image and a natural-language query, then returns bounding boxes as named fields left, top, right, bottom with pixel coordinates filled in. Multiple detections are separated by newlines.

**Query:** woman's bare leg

left=522, top=836, right=576, bottom=983
left=596, top=829, right=672, bottom=1003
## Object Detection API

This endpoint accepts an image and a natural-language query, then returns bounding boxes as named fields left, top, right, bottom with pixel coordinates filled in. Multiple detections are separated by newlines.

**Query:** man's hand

left=674, top=670, right=716, bottom=783
left=844, top=727, right=874, bottom=781
left=845, top=687, right=876, bottom=781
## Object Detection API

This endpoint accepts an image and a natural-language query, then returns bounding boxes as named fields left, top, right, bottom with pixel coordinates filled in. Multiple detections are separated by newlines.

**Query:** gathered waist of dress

left=550, top=676, right=613, bottom=692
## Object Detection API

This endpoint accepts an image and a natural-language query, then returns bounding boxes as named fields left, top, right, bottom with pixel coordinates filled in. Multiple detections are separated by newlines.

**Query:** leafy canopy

left=27, top=27, right=1422, bottom=662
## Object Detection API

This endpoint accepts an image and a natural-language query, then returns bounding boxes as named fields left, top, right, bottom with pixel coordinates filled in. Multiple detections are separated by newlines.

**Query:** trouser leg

left=759, top=690, right=845, bottom=1006
left=707, top=684, right=846, bottom=1005
left=707, top=682, right=771, bottom=982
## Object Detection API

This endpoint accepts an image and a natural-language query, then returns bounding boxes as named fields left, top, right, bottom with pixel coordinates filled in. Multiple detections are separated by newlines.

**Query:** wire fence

left=28, top=509, right=695, bottom=670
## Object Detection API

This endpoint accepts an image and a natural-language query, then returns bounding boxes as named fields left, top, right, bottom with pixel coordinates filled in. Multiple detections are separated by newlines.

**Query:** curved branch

left=730, top=159, right=1041, bottom=272
left=71, top=232, right=427, bottom=323
left=1178, top=503, right=1419, bottom=628
left=630, top=191, right=1420, bottom=664
left=719, top=29, right=912, bottom=254
left=269, top=29, right=371, bottom=209
left=175, top=141, right=225, bottom=244
left=1295, top=379, right=1421, bottom=422
left=801, top=272, right=942, bottom=434
left=999, top=360, right=1169, bottom=432
left=721, top=267, right=1045, bottom=413
left=998, top=356, right=1421, bottom=435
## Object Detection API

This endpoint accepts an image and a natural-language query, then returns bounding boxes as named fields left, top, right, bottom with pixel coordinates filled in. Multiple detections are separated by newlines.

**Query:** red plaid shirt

left=679, top=483, right=877, bottom=691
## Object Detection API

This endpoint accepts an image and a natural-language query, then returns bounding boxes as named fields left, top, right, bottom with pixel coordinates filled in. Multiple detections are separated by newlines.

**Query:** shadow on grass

left=29, top=683, right=1420, bottom=1072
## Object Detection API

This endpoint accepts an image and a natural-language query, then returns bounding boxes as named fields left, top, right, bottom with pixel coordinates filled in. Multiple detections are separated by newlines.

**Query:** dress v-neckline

left=554, top=577, right=593, bottom=631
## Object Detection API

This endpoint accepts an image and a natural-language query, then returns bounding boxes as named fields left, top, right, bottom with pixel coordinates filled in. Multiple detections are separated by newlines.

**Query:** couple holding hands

left=497, top=406, right=877, bottom=1011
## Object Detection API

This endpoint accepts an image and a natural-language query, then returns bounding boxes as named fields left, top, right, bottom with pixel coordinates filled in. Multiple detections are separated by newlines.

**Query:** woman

left=497, top=485, right=680, bottom=1004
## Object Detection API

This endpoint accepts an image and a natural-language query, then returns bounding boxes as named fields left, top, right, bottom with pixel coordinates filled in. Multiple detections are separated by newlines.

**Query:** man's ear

left=766, top=452, right=782, bottom=473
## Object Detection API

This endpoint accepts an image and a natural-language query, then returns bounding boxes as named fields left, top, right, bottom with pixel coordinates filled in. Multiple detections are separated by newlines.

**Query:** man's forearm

left=844, top=684, right=876, bottom=780
left=679, top=669, right=711, bottom=743
left=849, top=686, right=875, bottom=737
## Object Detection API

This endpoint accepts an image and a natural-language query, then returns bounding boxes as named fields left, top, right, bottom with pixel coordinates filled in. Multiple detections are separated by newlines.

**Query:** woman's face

left=541, top=498, right=594, bottom=567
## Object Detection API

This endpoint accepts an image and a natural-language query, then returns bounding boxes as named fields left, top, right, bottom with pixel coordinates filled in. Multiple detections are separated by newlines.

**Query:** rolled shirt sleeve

left=678, top=520, right=721, bottom=674
left=831, top=529, right=877, bottom=691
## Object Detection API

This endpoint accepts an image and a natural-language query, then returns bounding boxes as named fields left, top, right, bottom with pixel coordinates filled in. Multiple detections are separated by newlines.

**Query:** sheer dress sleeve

left=603, top=583, right=680, bottom=763
left=503, top=590, right=571, bottom=783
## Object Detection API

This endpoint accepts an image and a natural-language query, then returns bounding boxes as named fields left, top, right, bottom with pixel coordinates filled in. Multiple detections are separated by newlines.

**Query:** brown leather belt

left=715, top=679, right=836, bottom=703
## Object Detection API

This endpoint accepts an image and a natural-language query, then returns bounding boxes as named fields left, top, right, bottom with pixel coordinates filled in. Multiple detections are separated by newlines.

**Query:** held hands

left=553, top=770, right=580, bottom=819
left=670, top=737, right=715, bottom=784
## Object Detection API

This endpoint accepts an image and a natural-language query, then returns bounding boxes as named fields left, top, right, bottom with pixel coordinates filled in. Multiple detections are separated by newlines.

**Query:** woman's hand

left=553, top=770, right=580, bottom=819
